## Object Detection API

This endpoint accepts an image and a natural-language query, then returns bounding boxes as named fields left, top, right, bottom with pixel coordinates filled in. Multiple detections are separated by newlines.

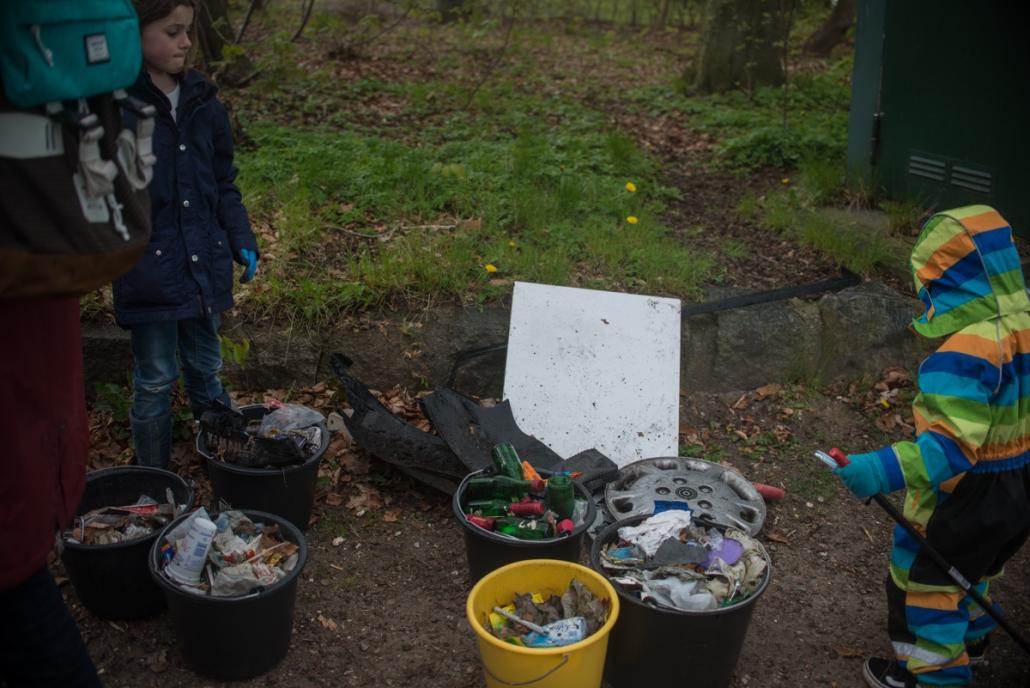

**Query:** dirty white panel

left=503, top=281, right=681, bottom=467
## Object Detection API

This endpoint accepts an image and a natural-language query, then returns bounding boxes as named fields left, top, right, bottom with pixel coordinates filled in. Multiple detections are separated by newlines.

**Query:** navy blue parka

left=113, top=69, right=257, bottom=327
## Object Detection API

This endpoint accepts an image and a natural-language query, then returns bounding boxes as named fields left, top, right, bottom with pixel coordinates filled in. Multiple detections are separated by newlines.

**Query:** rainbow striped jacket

left=869, top=205, right=1030, bottom=496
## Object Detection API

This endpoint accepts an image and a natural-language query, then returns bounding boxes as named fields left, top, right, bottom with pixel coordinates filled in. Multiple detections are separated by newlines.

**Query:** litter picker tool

left=815, top=448, right=1030, bottom=656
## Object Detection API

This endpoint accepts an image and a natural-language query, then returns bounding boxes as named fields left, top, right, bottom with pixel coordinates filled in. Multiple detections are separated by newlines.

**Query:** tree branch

left=234, top=0, right=261, bottom=44
left=461, top=3, right=516, bottom=111
left=292, top=0, right=317, bottom=43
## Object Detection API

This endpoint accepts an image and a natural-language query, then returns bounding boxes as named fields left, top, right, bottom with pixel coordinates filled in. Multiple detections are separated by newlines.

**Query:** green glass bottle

left=465, top=476, right=546, bottom=501
left=495, top=517, right=554, bottom=540
left=491, top=442, right=524, bottom=480
left=466, top=499, right=513, bottom=517
left=545, top=475, right=575, bottom=519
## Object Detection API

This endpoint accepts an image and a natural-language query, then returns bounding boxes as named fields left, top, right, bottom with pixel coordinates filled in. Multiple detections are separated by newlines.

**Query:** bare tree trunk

left=291, top=0, right=316, bottom=42
left=689, top=0, right=786, bottom=94
left=195, top=0, right=255, bottom=83
left=438, top=0, right=467, bottom=23
left=195, top=0, right=230, bottom=68
left=653, top=0, right=672, bottom=30
left=803, top=0, right=855, bottom=57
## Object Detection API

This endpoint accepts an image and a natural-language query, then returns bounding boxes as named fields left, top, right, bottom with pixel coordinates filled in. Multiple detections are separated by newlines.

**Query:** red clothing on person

left=0, top=297, right=88, bottom=591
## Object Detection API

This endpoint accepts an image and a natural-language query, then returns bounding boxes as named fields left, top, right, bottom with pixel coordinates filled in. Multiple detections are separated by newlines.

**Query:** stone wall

left=82, top=281, right=927, bottom=396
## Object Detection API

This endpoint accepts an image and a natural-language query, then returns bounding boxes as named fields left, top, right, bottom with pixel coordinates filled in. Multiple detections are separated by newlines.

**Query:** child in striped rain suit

left=835, top=205, right=1030, bottom=688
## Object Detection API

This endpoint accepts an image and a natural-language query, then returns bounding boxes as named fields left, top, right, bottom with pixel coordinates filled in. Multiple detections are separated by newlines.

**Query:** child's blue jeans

left=130, top=315, right=230, bottom=468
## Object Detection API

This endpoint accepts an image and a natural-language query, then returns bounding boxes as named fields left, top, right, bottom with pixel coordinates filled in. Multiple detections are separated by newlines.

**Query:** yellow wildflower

left=626, top=216, right=639, bottom=225
left=781, top=177, right=791, bottom=185
left=485, top=263, right=498, bottom=273
left=508, top=240, right=516, bottom=248
left=625, top=181, right=637, bottom=193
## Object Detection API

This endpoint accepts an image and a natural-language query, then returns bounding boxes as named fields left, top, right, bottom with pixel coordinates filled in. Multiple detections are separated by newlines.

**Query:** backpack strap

left=113, top=89, right=156, bottom=191
left=0, top=111, right=64, bottom=159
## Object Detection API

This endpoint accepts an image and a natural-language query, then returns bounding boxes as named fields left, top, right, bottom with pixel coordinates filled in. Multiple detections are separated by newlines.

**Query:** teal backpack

left=0, top=0, right=141, bottom=108
left=0, top=0, right=156, bottom=299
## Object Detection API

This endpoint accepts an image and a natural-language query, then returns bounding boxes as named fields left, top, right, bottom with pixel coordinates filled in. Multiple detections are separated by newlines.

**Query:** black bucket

left=589, top=514, right=771, bottom=688
left=60, top=466, right=195, bottom=620
left=197, top=404, right=328, bottom=531
left=453, top=468, right=597, bottom=584
left=148, top=509, right=308, bottom=681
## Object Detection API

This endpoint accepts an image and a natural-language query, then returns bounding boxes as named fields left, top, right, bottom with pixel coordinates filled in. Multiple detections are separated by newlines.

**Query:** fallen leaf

left=325, top=492, right=343, bottom=507
left=383, top=508, right=401, bottom=523
left=753, top=383, right=782, bottom=400
left=766, top=532, right=790, bottom=544
left=347, top=484, right=382, bottom=512
left=731, top=394, right=750, bottom=410
left=317, top=614, right=338, bottom=631
left=147, top=648, right=168, bottom=673
left=340, top=451, right=370, bottom=475
left=833, top=646, right=865, bottom=658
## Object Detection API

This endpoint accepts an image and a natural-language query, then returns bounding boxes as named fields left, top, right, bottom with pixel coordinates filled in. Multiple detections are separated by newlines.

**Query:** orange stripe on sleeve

left=936, top=332, right=1005, bottom=364
left=915, top=232, right=976, bottom=284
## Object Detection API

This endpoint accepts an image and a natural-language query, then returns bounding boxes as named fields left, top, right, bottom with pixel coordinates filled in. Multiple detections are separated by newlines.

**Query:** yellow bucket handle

left=483, top=654, right=569, bottom=686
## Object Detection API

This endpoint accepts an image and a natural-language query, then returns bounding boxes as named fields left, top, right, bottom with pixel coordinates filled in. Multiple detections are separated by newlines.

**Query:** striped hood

left=910, top=205, right=1030, bottom=338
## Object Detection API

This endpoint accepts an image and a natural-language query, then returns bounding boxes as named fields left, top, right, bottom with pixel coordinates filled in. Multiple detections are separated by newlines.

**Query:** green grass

left=79, top=8, right=857, bottom=328
left=738, top=182, right=895, bottom=275
left=882, top=199, right=930, bottom=236
left=237, top=123, right=713, bottom=323
left=786, top=464, right=836, bottom=501
left=626, top=55, right=853, bottom=169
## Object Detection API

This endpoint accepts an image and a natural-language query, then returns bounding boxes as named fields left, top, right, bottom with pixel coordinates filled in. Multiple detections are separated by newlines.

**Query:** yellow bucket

left=466, top=559, right=620, bottom=688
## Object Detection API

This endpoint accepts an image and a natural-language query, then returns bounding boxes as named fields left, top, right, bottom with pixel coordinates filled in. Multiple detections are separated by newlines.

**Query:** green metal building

left=847, top=1, right=1030, bottom=236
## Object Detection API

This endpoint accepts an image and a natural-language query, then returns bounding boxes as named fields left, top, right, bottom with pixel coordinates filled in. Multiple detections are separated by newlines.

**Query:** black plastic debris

left=329, top=352, right=621, bottom=497
left=420, top=387, right=564, bottom=471
left=329, top=353, right=468, bottom=493
left=200, top=401, right=322, bottom=468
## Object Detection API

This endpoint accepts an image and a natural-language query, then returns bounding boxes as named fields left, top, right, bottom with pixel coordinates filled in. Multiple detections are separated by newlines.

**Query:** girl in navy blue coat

left=115, top=0, right=259, bottom=468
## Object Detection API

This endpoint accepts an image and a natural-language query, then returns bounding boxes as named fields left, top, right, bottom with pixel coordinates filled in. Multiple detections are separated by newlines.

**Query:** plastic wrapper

left=258, top=404, right=325, bottom=438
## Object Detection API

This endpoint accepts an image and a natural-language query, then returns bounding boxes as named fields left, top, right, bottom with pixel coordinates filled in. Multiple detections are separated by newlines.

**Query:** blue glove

left=833, top=452, right=889, bottom=499
left=238, top=248, right=258, bottom=284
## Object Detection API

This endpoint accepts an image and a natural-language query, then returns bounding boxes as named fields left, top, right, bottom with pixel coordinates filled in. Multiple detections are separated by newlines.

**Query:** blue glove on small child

left=833, top=452, right=889, bottom=499
left=238, top=248, right=258, bottom=284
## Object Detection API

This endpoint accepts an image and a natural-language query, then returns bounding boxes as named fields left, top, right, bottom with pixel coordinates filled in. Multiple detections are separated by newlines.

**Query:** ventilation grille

left=950, top=165, right=992, bottom=194
left=907, top=154, right=993, bottom=196
left=908, top=155, right=946, bottom=181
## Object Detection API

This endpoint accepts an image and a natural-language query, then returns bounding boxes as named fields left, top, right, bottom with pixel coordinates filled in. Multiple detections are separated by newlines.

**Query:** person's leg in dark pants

left=0, top=567, right=101, bottom=688
left=130, top=320, right=180, bottom=468
left=177, top=314, right=229, bottom=419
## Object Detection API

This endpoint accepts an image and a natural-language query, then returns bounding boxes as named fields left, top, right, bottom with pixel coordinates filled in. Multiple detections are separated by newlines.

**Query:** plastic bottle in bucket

left=165, top=516, right=217, bottom=585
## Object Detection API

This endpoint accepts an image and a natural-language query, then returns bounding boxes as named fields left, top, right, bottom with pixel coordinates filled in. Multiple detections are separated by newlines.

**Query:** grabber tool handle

left=828, top=447, right=849, bottom=467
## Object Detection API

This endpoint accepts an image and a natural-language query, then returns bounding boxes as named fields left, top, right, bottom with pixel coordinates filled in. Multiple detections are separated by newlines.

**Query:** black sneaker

left=863, top=657, right=917, bottom=688
left=966, top=635, right=989, bottom=666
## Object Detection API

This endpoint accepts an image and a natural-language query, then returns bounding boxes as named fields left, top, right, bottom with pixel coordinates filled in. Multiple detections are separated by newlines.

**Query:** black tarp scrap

left=328, top=352, right=619, bottom=495
left=419, top=387, right=564, bottom=472
left=329, top=353, right=467, bottom=493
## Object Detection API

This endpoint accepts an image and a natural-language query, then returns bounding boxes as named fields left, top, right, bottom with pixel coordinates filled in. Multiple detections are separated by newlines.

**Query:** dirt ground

left=61, top=14, right=1028, bottom=687
left=60, top=360, right=1030, bottom=688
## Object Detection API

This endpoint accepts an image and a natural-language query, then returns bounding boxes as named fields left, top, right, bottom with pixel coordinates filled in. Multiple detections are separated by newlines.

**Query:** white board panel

left=503, top=281, right=681, bottom=467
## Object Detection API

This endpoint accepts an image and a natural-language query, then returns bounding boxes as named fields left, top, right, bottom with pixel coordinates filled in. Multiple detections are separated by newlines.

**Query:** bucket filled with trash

left=453, top=443, right=597, bottom=583
left=197, top=402, right=328, bottom=530
left=589, top=510, right=771, bottom=688
left=148, top=508, right=307, bottom=680
left=60, top=466, right=194, bottom=620
left=467, top=559, right=620, bottom=688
